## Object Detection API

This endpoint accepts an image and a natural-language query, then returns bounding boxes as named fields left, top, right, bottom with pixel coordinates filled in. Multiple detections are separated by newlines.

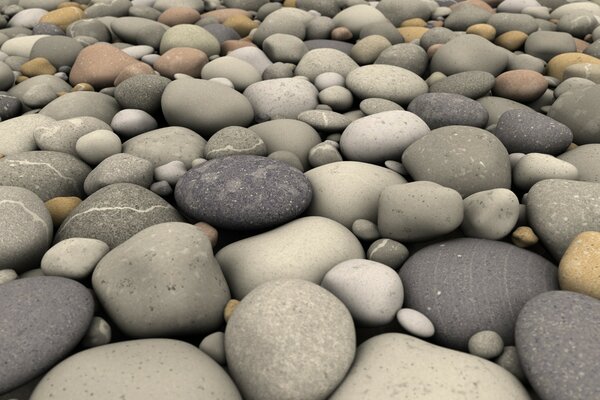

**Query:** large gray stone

left=0, top=276, right=93, bottom=394
left=429, top=70, right=496, bottom=99
left=55, top=183, right=182, bottom=249
left=547, top=84, right=600, bottom=144
left=524, top=31, right=577, bottom=62
left=252, top=8, right=308, bottom=47
left=114, top=74, right=171, bottom=114
left=225, top=279, right=356, bottom=400
left=400, top=238, right=558, bottom=350
left=29, top=36, right=83, bottom=68
left=407, top=92, right=489, bottom=129
left=558, top=144, right=600, bottom=182
left=0, top=114, right=55, bottom=156
left=516, top=291, right=600, bottom=400
left=39, top=91, right=121, bottom=125
left=243, top=77, right=318, bottom=121
left=175, top=155, right=312, bottom=230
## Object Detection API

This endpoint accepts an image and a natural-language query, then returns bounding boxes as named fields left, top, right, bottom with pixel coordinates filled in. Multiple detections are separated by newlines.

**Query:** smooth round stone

left=32, top=117, right=109, bottom=156
left=547, top=85, right=600, bottom=144
left=267, top=150, right=304, bottom=171
left=374, top=43, right=428, bottom=76
left=261, top=62, right=295, bottom=80
left=0, top=186, right=52, bottom=273
left=322, top=259, right=404, bottom=327
left=55, top=183, right=182, bottom=249
left=262, top=33, right=308, bottom=64
left=0, top=114, right=55, bottom=156
left=175, top=155, right=312, bottom=230
left=547, top=53, right=600, bottom=81
left=559, top=231, right=600, bottom=299
left=367, top=238, right=409, bottom=270
left=0, top=34, right=48, bottom=58
left=44, top=196, right=81, bottom=228
left=429, top=70, right=496, bottom=99
left=30, top=36, right=83, bottom=69
left=21, top=84, right=57, bottom=109
left=558, top=144, right=600, bottom=182
left=318, top=85, right=354, bottom=112
left=41, top=238, right=109, bottom=280
left=162, top=78, right=254, bottom=138
left=358, top=20, right=405, bottom=44
left=513, top=153, right=578, bottom=191
left=153, top=160, right=186, bottom=186
left=527, top=179, right=600, bottom=261
left=524, top=31, right=576, bottom=63
left=507, top=53, right=546, bottom=74
left=515, top=291, right=600, bottom=400
left=419, top=27, right=456, bottom=51
left=493, top=69, right=548, bottom=103
left=468, top=330, right=505, bottom=359
left=40, top=91, right=120, bottom=125
left=93, top=222, right=230, bottom=337
left=204, top=126, right=267, bottom=160
left=110, top=108, right=157, bottom=138
left=244, top=77, right=318, bottom=121
left=200, top=56, right=260, bottom=92
left=84, top=153, right=154, bottom=195
left=461, top=188, right=520, bottom=240
left=294, top=48, right=358, bottom=81
left=75, top=129, right=122, bottom=166
left=225, top=279, right=356, bottom=400
left=359, top=98, right=403, bottom=115
left=305, top=161, right=407, bottom=228
left=345, top=64, right=428, bottom=105
left=0, top=269, right=17, bottom=285
left=329, top=333, right=529, bottom=400
left=331, top=4, right=387, bottom=37
left=396, top=308, right=435, bottom=338
left=216, top=216, right=364, bottom=299
left=496, top=346, right=526, bottom=381
left=30, top=339, right=241, bottom=400
left=114, top=74, right=170, bottom=114
left=407, top=92, right=488, bottom=129
left=0, top=93, right=21, bottom=121
left=431, top=34, right=509, bottom=76
left=308, top=142, right=343, bottom=168
left=69, top=43, right=138, bottom=89
left=400, top=238, right=558, bottom=350
left=495, top=109, right=573, bottom=155
left=444, top=5, right=492, bottom=32
left=7, top=74, right=69, bottom=103
left=377, top=0, right=432, bottom=26
left=498, top=0, right=542, bottom=13
left=563, top=62, right=600, bottom=84
left=558, top=11, right=598, bottom=38
left=477, top=96, right=532, bottom=127
left=0, top=151, right=90, bottom=201
left=8, top=8, right=48, bottom=28
left=0, top=276, right=93, bottom=394
left=488, top=12, right=538, bottom=35
left=150, top=180, right=172, bottom=197
left=0, top=61, right=14, bottom=91
left=351, top=219, right=380, bottom=241
left=251, top=7, right=308, bottom=46
left=402, top=126, right=511, bottom=197
left=154, top=0, right=205, bottom=11
left=159, top=24, right=218, bottom=57
left=227, top=46, right=273, bottom=76
left=314, top=72, right=345, bottom=90
left=297, top=109, right=351, bottom=132
left=199, top=331, right=226, bottom=365
left=378, top=181, right=464, bottom=242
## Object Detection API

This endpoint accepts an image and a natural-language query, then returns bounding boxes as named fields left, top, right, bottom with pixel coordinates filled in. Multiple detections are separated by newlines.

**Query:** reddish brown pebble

left=69, top=43, right=139, bottom=89
left=221, top=39, right=257, bottom=55
left=194, top=222, right=218, bottom=248
left=158, top=7, right=201, bottom=26
left=154, top=47, right=208, bottom=79
left=224, top=299, right=240, bottom=322
left=113, top=62, right=155, bottom=86
left=493, top=69, right=548, bottom=102
left=331, top=26, right=353, bottom=41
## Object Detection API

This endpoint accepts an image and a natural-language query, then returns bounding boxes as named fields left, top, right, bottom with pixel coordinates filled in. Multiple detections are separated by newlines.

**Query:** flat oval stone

left=0, top=151, right=91, bottom=201
left=332, top=4, right=388, bottom=36
left=513, top=153, right=578, bottom=191
left=30, top=36, right=83, bottom=68
left=30, top=339, right=242, bottom=400
left=329, top=333, right=530, bottom=400
left=159, top=24, right=219, bottom=56
left=225, top=279, right=356, bottom=400
left=0, top=276, right=93, bottom=394
left=515, top=291, right=600, bottom=400
left=297, top=109, right=352, bottom=132
left=40, top=91, right=120, bottom=125
left=243, top=77, right=318, bottom=121
left=402, top=126, right=511, bottom=197
left=407, top=93, right=489, bottom=129
left=524, top=30, right=577, bottom=62
left=114, top=74, right=171, bottom=114
left=84, top=153, right=154, bottom=195
left=400, top=238, right=558, bottom=350
left=216, top=216, right=364, bottom=299
left=0, top=186, right=53, bottom=273
left=547, top=84, right=600, bottom=144
left=200, top=55, right=261, bottom=91
left=55, top=183, right=183, bottom=249
left=92, top=222, right=230, bottom=337
left=41, top=238, right=109, bottom=280
left=429, top=70, right=496, bottom=99
left=294, top=48, right=358, bottom=81
left=204, top=126, right=267, bottom=160
left=175, top=155, right=312, bottom=230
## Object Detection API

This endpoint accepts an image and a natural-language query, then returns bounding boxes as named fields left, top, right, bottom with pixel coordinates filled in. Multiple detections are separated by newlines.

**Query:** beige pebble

left=0, top=269, right=17, bottom=284
left=398, top=26, right=429, bottom=42
left=40, top=6, right=84, bottom=30
left=71, top=82, right=94, bottom=92
left=224, top=299, right=240, bottom=322
left=559, top=231, right=600, bottom=299
left=20, top=57, right=57, bottom=77
left=158, top=7, right=201, bottom=26
left=44, top=196, right=82, bottom=226
left=494, top=31, right=528, bottom=51
left=547, top=52, right=600, bottom=81
left=567, top=143, right=578, bottom=151
left=466, top=23, right=496, bottom=41
left=401, top=18, right=427, bottom=27
left=511, top=226, right=539, bottom=248
left=81, top=316, right=112, bottom=348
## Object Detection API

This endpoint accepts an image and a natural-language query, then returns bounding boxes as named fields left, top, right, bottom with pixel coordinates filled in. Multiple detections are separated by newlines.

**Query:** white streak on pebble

left=59, top=205, right=172, bottom=232
left=0, top=199, right=51, bottom=237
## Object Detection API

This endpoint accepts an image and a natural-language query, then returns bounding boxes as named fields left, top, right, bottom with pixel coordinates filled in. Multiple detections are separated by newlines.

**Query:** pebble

left=350, top=35, right=391, bottom=65
left=496, top=345, right=526, bottom=381
left=114, top=74, right=170, bottom=114
left=44, top=196, right=81, bottom=227
left=351, top=219, right=380, bottom=241
left=407, top=92, right=489, bottom=129
left=154, top=160, right=187, bottom=186
left=81, top=316, right=111, bottom=349
left=41, top=238, right=109, bottom=280
left=40, top=91, right=120, bottom=125
left=374, top=43, right=428, bottom=76
left=33, top=116, right=110, bottom=156
left=244, top=77, right=318, bottom=121
left=396, top=308, right=435, bottom=338
left=359, top=97, right=403, bottom=115
left=512, top=226, right=539, bottom=248
left=75, top=129, right=122, bottom=166
left=150, top=180, right=172, bottom=197
left=83, top=153, right=154, bottom=195
left=367, top=238, right=410, bottom=270
left=558, top=231, right=600, bottom=299
left=547, top=52, right=600, bottom=81
left=461, top=188, right=520, bottom=240
left=468, top=330, right=505, bottom=359
left=295, top=48, right=358, bottom=81
left=202, top=56, right=261, bottom=91
left=0, top=114, right=55, bottom=156
left=308, top=142, right=343, bottom=167
left=204, top=126, right=267, bottom=160
left=548, top=84, right=600, bottom=144
left=110, top=108, right=158, bottom=138
left=557, top=144, right=600, bottom=182
left=199, top=331, right=226, bottom=365
left=429, top=70, right=496, bottom=99
left=318, top=85, right=354, bottom=112
left=493, top=69, right=548, bottom=103
left=513, top=153, right=578, bottom=191
left=153, top=47, right=208, bottom=80
left=69, top=43, right=138, bottom=89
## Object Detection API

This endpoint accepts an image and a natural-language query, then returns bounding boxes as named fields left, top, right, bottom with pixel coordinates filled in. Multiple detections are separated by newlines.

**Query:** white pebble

left=199, top=331, right=226, bottom=365
left=351, top=219, right=380, bottom=241
left=154, top=160, right=187, bottom=186
left=396, top=308, right=435, bottom=338
left=76, top=129, right=122, bottom=166
left=209, top=77, right=235, bottom=88
left=111, top=109, right=158, bottom=139
left=0, top=269, right=18, bottom=284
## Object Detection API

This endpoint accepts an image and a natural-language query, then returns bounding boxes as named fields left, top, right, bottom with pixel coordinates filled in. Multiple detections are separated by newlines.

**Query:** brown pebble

left=15, top=75, right=28, bottom=84
left=466, top=23, right=496, bottom=41
left=71, top=82, right=94, bottom=92
left=331, top=26, right=353, bottom=41
left=493, top=69, right=548, bottom=102
left=567, top=143, right=578, bottom=151
left=559, top=231, right=600, bottom=299
left=69, top=43, right=139, bottom=89
left=221, top=39, right=257, bottom=55
left=575, top=38, right=589, bottom=53
left=154, top=47, right=208, bottom=79
left=223, top=14, right=259, bottom=37
left=113, top=61, right=155, bottom=86
left=494, top=31, right=528, bottom=51
left=224, top=299, right=240, bottom=322
left=511, top=226, right=539, bottom=248
left=158, top=7, right=201, bottom=26
left=45, top=196, right=82, bottom=227
left=20, top=57, right=57, bottom=77
left=39, top=6, right=84, bottom=30
left=427, top=43, right=443, bottom=58
left=194, top=222, right=218, bottom=248
left=397, top=26, right=429, bottom=42
left=200, top=8, right=253, bottom=23
left=401, top=18, right=427, bottom=27
left=547, top=52, right=600, bottom=81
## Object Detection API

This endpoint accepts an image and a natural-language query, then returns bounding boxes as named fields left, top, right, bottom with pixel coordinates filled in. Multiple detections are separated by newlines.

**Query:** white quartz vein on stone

left=6, top=160, right=78, bottom=189
left=58, top=205, right=172, bottom=232
left=0, top=199, right=52, bottom=238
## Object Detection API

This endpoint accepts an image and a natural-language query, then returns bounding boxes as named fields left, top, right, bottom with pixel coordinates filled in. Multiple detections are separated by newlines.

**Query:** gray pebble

left=468, top=330, right=505, bottom=359
left=81, top=316, right=111, bottom=349
left=351, top=219, right=380, bottom=241
left=199, top=331, right=226, bottom=365
left=75, top=129, right=122, bottom=166
left=41, top=238, right=109, bottom=280
left=205, top=126, right=267, bottom=160
left=150, top=180, right=172, bottom=197
left=110, top=108, right=158, bottom=138
left=429, top=70, right=495, bottom=99
left=84, top=153, right=154, bottom=195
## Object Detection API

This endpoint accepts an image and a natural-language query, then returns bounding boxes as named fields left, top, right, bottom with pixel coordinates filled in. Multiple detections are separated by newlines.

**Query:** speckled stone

left=429, top=70, right=496, bottom=99
left=547, top=84, right=600, bottom=144
left=175, top=155, right=312, bottom=230
left=0, top=276, right=93, bottom=394
left=41, top=238, right=109, bottom=280
left=225, top=279, right=356, bottom=400
left=84, top=153, right=154, bottom=195
left=244, top=77, right=318, bottom=121
left=558, top=144, right=600, bottom=182
left=0, top=114, right=55, bottom=156
left=515, top=291, right=600, bottom=400
left=55, top=183, right=183, bottom=249
left=39, top=91, right=120, bottom=125
left=524, top=31, right=576, bottom=62
left=513, top=153, right=578, bottom=191
left=407, top=93, right=488, bottom=129
left=329, top=333, right=529, bottom=400
left=294, top=48, right=358, bottom=81
left=400, top=238, right=558, bottom=350
left=559, top=231, right=600, bottom=299
left=461, top=188, right=520, bottom=240
left=297, top=110, right=352, bottom=133
left=114, top=74, right=171, bottom=114
left=201, top=56, right=261, bottom=91
left=204, top=126, right=267, bottom=160
left=527, top=179, right=600, bottom=261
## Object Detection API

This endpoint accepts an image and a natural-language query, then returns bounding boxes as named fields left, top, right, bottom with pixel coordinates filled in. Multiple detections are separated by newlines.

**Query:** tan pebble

left=450, top=0, right=494, bottom=13
left=494, top=31, right=528, bottom=51
left=429, top=20, right=444, bottom=28
left=493, top=69, right=548, bottom=102
left=158, top=7, right=201, bottom=26
left=567, top=142, right=578, bottom=151
left=40, top=6, right=84, bottom=30
left=283, top=0, right=296, bottom=6
left=113, top=61, right=155, bottom=87
left=466, top=23, right=496, bottom=41
left=224, top=299, right=240, bottom=322
left=57, top=91, right=68, bottom=96
left=71, top=82, right=94, bottom=92
left=511, top=226, right=539, bottom=248
left=427, top=43, right=443, bottom=58
left=547, top=52, right=600, bottom=81
left=222, top=39, right=257, bottom=55
left=45, top=196, right=82, bottom=226
left=223, top=14, right=259, bottom=38
left=194, top=222, right=218, bottom=248
left=559, top=231, right=600, bottom=299
left=15, top=75, right=28, bottom=84
left=331, top=26, right=353, bottom=41
left=58, top=2, right=84, bottom=9
left=401, top=18, right=427, bottom=27
left=200, top=8, right=253, bottom=24
left=575, top=38, right=589, bottom=53
left=350, top=35, right=391, bottom=65
left=154, top=47, right=208, bottom=79
left=20, top=57, right=57, bottom=77
left=398, top=26, right=429, bottom=42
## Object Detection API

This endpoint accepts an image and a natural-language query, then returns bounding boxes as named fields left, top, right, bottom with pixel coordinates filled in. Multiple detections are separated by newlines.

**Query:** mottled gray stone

left=429, top=70, right=496, bottom=99
left=478, top=96, right=532, bottom=127
left=524, top=31, right=576, bottom=62
left=39, top=91, right=121, bottom=125
left=204, top=126, right=267, bottom=160
left=516, top=291, right=600, bottom=400
left=419, top=27, right=456, bottom=51
left=0, top=114, right=55, bottom=156
left=114, top=74, right=171, bottom=114
left=41, top=238, right=109, bottom=280
left=558, top=144, right=600, bottom=182
left=33, top=116, right=111, bottom=156
left=513, top=153, right=578, bottom=191
left=0, top=276, right=93, bottom=394
left=7, top=75, right=71, bottom=105
left=399, top=238, right=558, bottom=350
left=487, top=12, right=539, bottom=35
left=55, top=183, right=183, bottom=249
left=407, top=92, right=489, bottom=129
left=225, top=279, right=356, bottom=400
left=527, top=179, right=600, bottom=260
left=262, top=33, right=308, bottom=64
left=358, top=21, right=404, bottom=44
left=376, top=0, right=432, bottom=26
left=243, top=77, right=318, bottom=121
left=84, top=153, right=154, bottom=195
left=374, top=43, right=428, bottom=76
left=294, top=48, right=358, bottom=81
left=297, top=109, right=351, bottom=132
left=444, top=4, right=492, bottom=31
left=547, top=85, right=600, bottom=144
left=175, top=155, right=312, bottom=230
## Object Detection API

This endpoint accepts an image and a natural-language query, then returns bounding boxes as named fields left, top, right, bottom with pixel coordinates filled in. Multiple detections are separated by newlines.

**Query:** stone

left=39, top=6, right=83, bottom=30
left=204, top=126, right=267, bottom=160
left=225, top=279, right=356, bottom=400
left=223, top=299, right=239, bottom=322
left=114, top=74, right=171, bottom=114
left=351, top=219, right=380, bottom=241
left=0, top=114, right=55, bottom=156
left=1, top=35, right=48, bottom=58
left=153, top=47, right=208, bottom=80
left=429, top=70, right=496, bottom=99
left=513, top=153, right=578, bottom=191
left=55, top=183, right=182, bottom=249
left=329, top=333, right=530, bottom=400
left=466, top=23, right=497, bottom=41
left=30, top=339, right=241, bottom=400
left=321, top=259, right=404, bottom=327
left=400, top=238, right=558, bottom=350
left=350, top=35, right=391, bottom=66
left=297, top=110, right=351, bottom=133
left=200, top=56, right=261, bottom=91
left=374, top=43, right=428, bottom=76
left=396, top=308, right=435, bottom=338
left=558, top=144, right=600, bottom=182
left=22, top=84, right=57, bottom=109
left=158, top=6, right=201, bottom=26
left=20, top=57, right=56, bottom=77
left=407, top=93, right=489, bottom=129
left=308, top=142, right=343, bottom=168
left=80, top=316, right=111, bottom=349
left=547, top=85, right=600, bottom=144
left=244, top=77, right=318, bottom=121
left=367, top=238, right=409, bottom=270
left=110, top=109, right=157, bottom=138
left=493, top=69, right=548, bottom=102
left=199, top=331, right=226, bottom=365
left=515, top=291, right=600, bottom=400
left=92, top=222, right=230, bottom=337
left=41, top=238, right=109, bottom=280
left=563, top=63, right=600, bottom=84
left=359, top=98, right=403, bottom=115
left=84, top=153, right=154, bottom=195
left=160, top=24, right=219, bottom=57
left=263, top=33, right=308, bottom=64
left=547, top=53, right=600, bottom=81
left=75, top=129, right=122, bottom=166
left=0, top=269, right=17, bottom=285
left=446, top=5, right=492, bottom=32
left=113, top=62, right=155, bottom=87
left=461, top=188, right=520, bottom=240
left=40, top=91, right=120, bottom=125
left=69, top=43, right=139, bottom=89
left=478, top=96, right=533, bottom=127
left=175, top=155, right=312, bottom=230
left=0, top=186, right=53, bottom=273
left=559, top=231, right=600, bottom=299
left=33, top=116, right=110, bottom=156
left=0, top=276, right=93, bottom=394
left=317, top=85, right=354, bottom=112
left=512, top=226, right=539, bottom=248
left=468, top=330, right=504, bottom=359
left=44, top=196, right=81, bottom=227
left=294, top=48, right=358, bottom=82
left=524, top=31, right=576, bottom=63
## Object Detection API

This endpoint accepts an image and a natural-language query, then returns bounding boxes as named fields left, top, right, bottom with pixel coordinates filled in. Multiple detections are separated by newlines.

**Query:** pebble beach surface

left=1, top=0, right=600, bottom=399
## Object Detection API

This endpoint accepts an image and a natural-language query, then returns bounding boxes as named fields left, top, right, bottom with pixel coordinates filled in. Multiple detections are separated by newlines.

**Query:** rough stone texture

left=40, top=91, right=121, bottom=125
left=407, top=93, right=489, bottom=129
left=33, top=116, right=111, bottom=156
left=55, top=183, right=183, bottom=249
left=559, top=231, right=600, bottom=299
left=429, top=70, right=496, bottom=99
left=175, top=155, right=312, bottom=230
left=516, top=291, right=600, bottom=400
left=547, top=84, right=600, bottom=145
left=84, top=153, right=154, bottom=195
left=225, top=279, right=356, bottom=400
left=527, top=179, right=600, bottom=261
left=558, top=144, right=600, bottom=182
left=0, top=114, right=55, bottom=156
left=0, top=276, right=93, bottom=394
left=114, top=74, right=171, bottom=114
left=329, top=333, right=530, bottom=400
left=400, top=238, right=558, bottom=350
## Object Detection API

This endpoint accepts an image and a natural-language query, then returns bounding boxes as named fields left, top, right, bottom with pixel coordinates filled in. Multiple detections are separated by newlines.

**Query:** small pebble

left=351, top=219, right=380, bottom=241
left=495, top=346, right=526, bottom=381
left=468, top=330, right=504, bottom=359
left=81, top=316, right=112, bottom=348
left=75, top=129, right=122, bottom=166
left=396, top=308, right=435, bottom=338
left=0, top=269, right=18, bottom=285
left=199, top=331, right=226, bottom=365
left=150, top=180, right=173, bottom=197
left=308, top=142, right=343, bottom=168
left=154, top=160, right=187, bottom=187
left=44, top=196, right=82, bottom=226
left=224, top=299, right=240, bottom=322
left=111, top=109, right=158, bottom=139
left=41, top=238, right=110, bottom=280
left=367, top=238, right=410, bottom=270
